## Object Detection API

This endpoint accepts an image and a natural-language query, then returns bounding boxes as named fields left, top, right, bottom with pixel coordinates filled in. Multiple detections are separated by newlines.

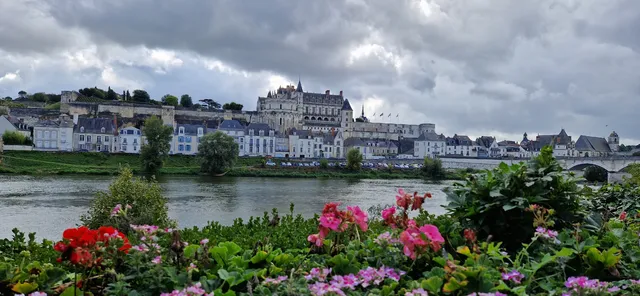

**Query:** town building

left=414, top=131, right=446, bottom=159
left=33, top=115, right=74, bottom=151
left=117, top=126, right=142, bottom=154
left=445, top=134, right=476, bottom=157
left=0, top=115, right=31, bottom=138
left=241, top=123, right=276, bottom=157
left=171, top=123, right=206, bottom=155
left=73, top=117, right=116, bottom=152
left=217, top=119, right=246, bottom=151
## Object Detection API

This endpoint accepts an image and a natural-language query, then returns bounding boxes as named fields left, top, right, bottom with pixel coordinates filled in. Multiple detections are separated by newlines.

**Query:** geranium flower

left=200, top=239, right=209, bottom=245
left=619, top=211, right=627, bottom=221
left=308, top=234, right=324, bottom=247
left=411, top=192, right=425, bottom=211
left=501, top=270, right=525, bottom=284
left=405, top=288, right=428, bottom=296
left=110, top=204, right=123, bottom=217
left=319, top=213, right=342, bottom=231
left=419, top=224, right=445, bottom=250
left=347, top=206, right=368, bottom=232
left=152, top=256, right=162, bottom=264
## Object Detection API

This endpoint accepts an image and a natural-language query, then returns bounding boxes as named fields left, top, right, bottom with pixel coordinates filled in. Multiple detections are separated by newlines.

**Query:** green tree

left=200, top=99, right=221, bottom=109
left=2, top=131, right=31, bottom=145
left=320, top=158, right=329, bottom=169
left=45, top=102, right=61, bottom=110
left=346, top=148, right=363, bottom=171
left=79, top=87, right=106, bottom=100
left=3, top=96, right=12, bottom=101
left=18, top=90, right=27, bottom=98
left=30, top=92, right=48, bottom=102
left=140, top=116, right=173, bottom=174
left=423, top=157, right=445, bottom=179
left=126, top=90, right=132, bottom=101
left=80, top=167, right=175, bottom=231
left=222, top=102, right=244, bottom=111
left=161, top=94, right=179, bottom=106
left=180, top=94, right=193, bottom=108
left=46, top=93, right=61, bottom=103
left=106, top=86, right=118, bottom=100
left=583, top=165, right=608, bottom=183
left=197, top=131, right=239, bottom=175
left=132, top=89, right=151, bottom=103
left=633, top=151, right=640, bottom=157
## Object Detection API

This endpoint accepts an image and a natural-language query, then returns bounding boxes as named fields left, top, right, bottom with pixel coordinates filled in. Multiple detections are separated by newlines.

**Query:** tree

left=583, top=165, right=608, bottom=183
left=161, top=94, right=179, bottom=106
left=200, top=99, right=221, bottom=109
left=180, top=94, right=193, bottom=108
left=46, top=93, right=61, bottom=103
left=346, top=148, right=363, bottom=171
left=31, top=92, right=48, bottom=102
left=140, top=116, right=173, bottom=174
left=423, top=157, right=445, bottom=179
left=633, top=151, right=640, bottom=157
left=222, top=102, right=244, bottom=111
left=3, top=96, right=12, bottom=101
left=197, top=131, right=239, bottom=175
left=106, top=87, right=118, bottom=100
left=18, top=90, right=27, bottom=98
left=80, top=167, right=175, bottom=231
left=126, top=90, right=132, bottom=101
left=79, top=87, right=106, bottom=100
left=2, top=131, right=32, bottom=145
left=132, top=89, right=150, bottom=103
left=320, top=158, right=329, bottom=169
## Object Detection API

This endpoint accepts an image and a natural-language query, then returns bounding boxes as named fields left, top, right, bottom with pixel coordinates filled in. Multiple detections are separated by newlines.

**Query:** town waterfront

left=0, top=175, right=452, bottom=239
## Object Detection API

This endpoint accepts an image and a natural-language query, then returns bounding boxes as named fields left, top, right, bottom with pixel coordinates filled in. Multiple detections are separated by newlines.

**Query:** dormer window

left=101, top=127, right=105, bottom=133
left=179, top=127, right=185, bottom=134
left=80, top=127, right=84, bottom=133
left=259, top=130, right=264, bottom=136
left=197, top=128, right=203, bottom=136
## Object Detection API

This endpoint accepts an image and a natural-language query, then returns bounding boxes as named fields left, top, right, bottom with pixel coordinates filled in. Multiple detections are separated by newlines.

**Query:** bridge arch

left=567, top=163, right=609, bottom=172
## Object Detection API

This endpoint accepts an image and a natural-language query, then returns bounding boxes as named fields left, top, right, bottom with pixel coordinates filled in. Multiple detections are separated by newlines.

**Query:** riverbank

left=0, top=151, right=469, bottom=179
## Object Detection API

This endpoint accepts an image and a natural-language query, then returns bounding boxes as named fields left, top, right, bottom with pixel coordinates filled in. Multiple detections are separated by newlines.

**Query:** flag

left=396, top=114, right=399, bottom=117
left=388, top=113, right=391, bottom=117
left=380, top=113, right=384, bottom=117
left=372, top=112, right=376, bottom=116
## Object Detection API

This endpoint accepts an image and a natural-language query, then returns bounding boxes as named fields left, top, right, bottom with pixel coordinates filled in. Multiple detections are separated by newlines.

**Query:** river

left=0, top=175, right=455, bottom=240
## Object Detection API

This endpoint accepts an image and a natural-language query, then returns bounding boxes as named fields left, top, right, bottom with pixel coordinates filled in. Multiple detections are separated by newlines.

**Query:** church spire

left=361, top=105, right=364, bottom=117
left=267, top=91, right=272, bottom=98
left=296, top=79, right=303, bottom=92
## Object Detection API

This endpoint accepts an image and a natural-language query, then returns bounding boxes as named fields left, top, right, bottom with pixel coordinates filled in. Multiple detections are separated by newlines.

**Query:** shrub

left=346, top=148, right=363, bottom=171
left=589, top=182, right=640, bottom=220
left=140, top=116, right=173, bottom=175
left=197, top=131, right=239, bottom=175
left=584, top=165, right=608, bottom=183
left=319, top=158, right=329, bottom=169
left=422, top=157, right=445, bottom=179
left=80, top=167, right=174, bottom=231
left=445, top=145, right=585, bottom=251
left=2, top=131, right=31, bottom=145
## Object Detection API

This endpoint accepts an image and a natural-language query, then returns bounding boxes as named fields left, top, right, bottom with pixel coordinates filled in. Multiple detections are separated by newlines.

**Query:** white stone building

left=445, top=134, right=477, bottom=157
left=33, top=115, right=74, bottom=151
left=171, top=123, right=205, bottom=155
left=414, top=131, right=446, bottom=159
left=117, top=126, right=142, bottom=154
left=241, top=123, right=276, bottom=157
left=217, top=119, right=246, bottom=151
left=73, top=117, right=116, bottom=152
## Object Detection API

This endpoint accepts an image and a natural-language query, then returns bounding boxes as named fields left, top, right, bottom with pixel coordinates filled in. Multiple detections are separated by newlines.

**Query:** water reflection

left=0, top=175, right=454, bottom=239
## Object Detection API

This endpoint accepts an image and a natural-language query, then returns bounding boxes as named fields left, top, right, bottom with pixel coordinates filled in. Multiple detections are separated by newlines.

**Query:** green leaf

left=525, top=181, right=535, bottom=187
left=555, top=248, right=575, bottom=258
left=502, top=204, right=517, bottom=211
left=12, top=282, right=38, bottom=294
left=220, top=242, right=242, bottom=256
left=250, top=251, right=269, bottom=264
left=218, top=269, right=231, bottom=281
left=184, top=245, right=200, bottom=259
left=60, top=287, right=84, bottom=296
left=422, top=277, right=443, bottom=294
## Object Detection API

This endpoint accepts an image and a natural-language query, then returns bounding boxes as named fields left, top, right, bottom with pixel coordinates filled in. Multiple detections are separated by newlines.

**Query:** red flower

left=54, top=241, right=68, bottom=253
left=464, top=229, right=477, bottom=243
left=619, top=211, right=627, bottom=221
left=411, top=192, right=425, bottom=211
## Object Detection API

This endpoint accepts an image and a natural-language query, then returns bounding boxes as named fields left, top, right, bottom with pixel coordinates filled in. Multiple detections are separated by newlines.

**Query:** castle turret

left=296, top=79, right=303, bottom=92
left=340, top=99, right=353, bottom=132
left=608, top=131, right=619, bottom=152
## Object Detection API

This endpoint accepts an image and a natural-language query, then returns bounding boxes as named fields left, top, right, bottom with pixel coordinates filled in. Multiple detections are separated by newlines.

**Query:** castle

left=255, top=80, right=435, bottom=140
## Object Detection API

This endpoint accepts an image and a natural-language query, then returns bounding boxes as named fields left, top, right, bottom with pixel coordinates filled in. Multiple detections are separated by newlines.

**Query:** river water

left=0, top=175, right=454, bottom=240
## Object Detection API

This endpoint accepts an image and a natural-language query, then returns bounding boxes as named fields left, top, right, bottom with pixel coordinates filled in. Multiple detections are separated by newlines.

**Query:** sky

left=1, top=0, right=639, bottom=144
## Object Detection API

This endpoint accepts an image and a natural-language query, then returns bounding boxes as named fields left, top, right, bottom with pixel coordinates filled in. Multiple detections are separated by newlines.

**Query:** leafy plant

left=346, top=148, right=362, bottom=171
left=197, top=131, right=239, bottom=175
left=140, top=116, right=173, bottom=175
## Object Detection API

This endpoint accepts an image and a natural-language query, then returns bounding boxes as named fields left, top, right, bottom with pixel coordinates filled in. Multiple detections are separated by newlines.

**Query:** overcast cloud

left=1, top=0, right=639, bottom=143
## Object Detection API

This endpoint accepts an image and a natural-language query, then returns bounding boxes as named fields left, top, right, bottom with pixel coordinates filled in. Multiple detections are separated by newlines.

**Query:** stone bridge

left=438, top=156, right=640, bottom=172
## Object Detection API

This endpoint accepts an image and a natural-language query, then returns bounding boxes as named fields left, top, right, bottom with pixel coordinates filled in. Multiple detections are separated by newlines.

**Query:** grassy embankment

left=0, top=151, right=468, bottom=179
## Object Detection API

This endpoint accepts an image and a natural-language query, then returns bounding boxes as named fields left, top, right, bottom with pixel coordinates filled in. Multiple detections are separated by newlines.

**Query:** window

left=127, top=130, right=134, bottom=135
left=240, top=138, right=244, bottom=143
left=133, top=139, right=138, bottom=144
left=178, top=136, right=184, bottom=142
left=44, top=141, right=50, bottom=148
left=197, top=128, right=203, bottom=136
left=179, top=127, right=185, bottom=134
left=186, top=145, right=191, bottom=152
left=101, top=127, right=105, bottom=133
left=80, top=127, right=84, bottom=133
left=79, top=135, right=85, bottom=141
left=279, top=104, right=282, bottom=109
left=122, top=138, right=127, bottom=144
left=36, top=140, right=42, bottom=147
left=133, top=146, right=137, bottom=151
left=279, top=118, right=283, bottom=125
left=137, top=130, right=141, bottom=135
left=97, top=145, right=101, bottom=151
left=51, top=141, right=57, bottom=149
left=240, top=145, right=244, bottom=150
left=51, top=131, right=57, bottom=139
left=121, top=145, right=126, bottom=151
left=86, top=136, right=92, bottom=142
left=105, top=136, right=109, bottom=142
left=97, top=136, right=102, bottom=143
left=186, top=136, right=192, bottom=143
left=36, top=130, right=42, bottom=139
left=44, top=131, right=50, bottom=139
left=120, top=130, right=125, bottom=134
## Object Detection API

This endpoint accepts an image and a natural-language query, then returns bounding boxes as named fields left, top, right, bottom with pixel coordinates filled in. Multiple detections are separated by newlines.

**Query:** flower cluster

left=467, top=293, right=507, bottom=296
left=304, top=266, right=405, bottom=295
left=526, top=204, right=555, bottom=228
left=110, top=203, right=132, bottom=217
left=399, top=220, right=445, bottom=260
left=405, top=288, right=428, bottom=296
left=307, top=203, right=368, bottom=247
left=54, top=226, right=131, bottom=266
left=15, top=292, right=47, bottom=296
left=381, top=189, right=432, bottom=229
left=534, top=227, right=560, bottom=244
left=264, top=276, right=288, bottom=285
left=130, top=224, right=163, bottom=253
left=160, top=282, right=214, bottom=296
left=501, top=270, right=525, bottom=284
left=374, top=232, right=399, bottom=245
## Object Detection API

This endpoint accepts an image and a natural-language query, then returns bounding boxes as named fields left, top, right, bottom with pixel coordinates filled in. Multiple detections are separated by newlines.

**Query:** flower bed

left=1, top=148, right=640, bottom=295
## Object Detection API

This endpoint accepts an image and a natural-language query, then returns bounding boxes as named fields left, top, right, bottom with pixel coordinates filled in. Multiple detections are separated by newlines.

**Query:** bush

left=346, top=148, right=363, bottom=171
left=445, top=145, right=585, bottom=251
left=80, top=167, right=174, bottom=231
left=140, top=116, right=173, bottom=175
left=198, top=131, right=239, bottom=175
left=633, top=151, right=640, bottom=156
left=584, top=165, right=608, bottom=183
left=319, top=158, right=329, bottom=169
left=422, top=157, right=445, bottom=179
left=2, top=130, right=31, bottom=145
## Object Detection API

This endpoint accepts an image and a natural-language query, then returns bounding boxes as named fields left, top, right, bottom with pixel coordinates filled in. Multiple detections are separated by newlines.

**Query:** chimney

left=325, top=90, right=330, bottom=95
left=339, top=90, right=343, bottom=96
left=72, top=114, right=79, bottom=125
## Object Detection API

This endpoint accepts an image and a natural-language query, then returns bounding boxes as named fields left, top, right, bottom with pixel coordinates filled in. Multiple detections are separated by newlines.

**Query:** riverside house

left=73, top=117, right=116, bottom=152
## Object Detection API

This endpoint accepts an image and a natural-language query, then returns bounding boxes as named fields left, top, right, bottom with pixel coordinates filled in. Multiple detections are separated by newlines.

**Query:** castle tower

left=340, top=99, right=353, bottom=133
left=608, top=131, right=619, bottom=152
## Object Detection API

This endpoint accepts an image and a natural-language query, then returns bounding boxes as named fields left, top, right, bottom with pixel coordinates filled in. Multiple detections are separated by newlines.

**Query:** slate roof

left=416, top=131, right=446, bottom=141
left=296, top=80, right=303, bottom=92
left=288, top=128, right=312, bottom=138
left=218, top=119, right=244, bottom=130
left=341, top=99, right=353, bottom=111
left=74, top=117, right=115, bottom=134
left=475, top=136, right=495, bottom=148
left=175, top=123, right=205, bottom=135
left=246, top=123, right=272, bottom=134
left=344, top=137, right=366, bottom=147
left=575, top=136, right=612, bottom=153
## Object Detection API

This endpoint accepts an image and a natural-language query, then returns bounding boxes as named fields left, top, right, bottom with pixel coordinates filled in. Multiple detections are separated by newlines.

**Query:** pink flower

left=396, top=188, right=411, bottom=209
left=347, top=206, right=368, bottom=232
left=419, top=224, right=445, bottom=250
left=308, top=234, right=324, bottom=247
left=619, top=211, right=627, bottom=221
left=152, top=256, right=162, bottom=264
left=200, top=239, right=209, bottom=245
left=319, top=213, right=342, bottom=231
left=110, top=204, right=122, bottom=217
left=405, top=288, right=428, bottom=296
left=381, top=207, right=396, bottom=220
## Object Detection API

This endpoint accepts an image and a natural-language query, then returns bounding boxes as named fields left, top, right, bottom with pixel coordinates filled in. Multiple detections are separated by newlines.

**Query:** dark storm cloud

left=1, top=0, right=639, bottom=142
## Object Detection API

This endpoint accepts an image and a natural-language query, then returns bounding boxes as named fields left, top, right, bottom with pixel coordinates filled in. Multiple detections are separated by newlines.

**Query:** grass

left=0, top=151, right=468, bottom=180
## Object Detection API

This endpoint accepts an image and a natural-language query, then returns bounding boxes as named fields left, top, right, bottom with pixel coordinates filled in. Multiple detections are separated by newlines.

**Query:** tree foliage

left=222, top=102, right=243, bottom=111
left=2, top=131, right=32, bottom=145
left=422, top=157, right=445, bottom=179
left=30, top=92, right=48, bottom=102
left=346, top=148, right=363, bottom=171
left=79, top=87, right=107, bottom=100
left=200, top=99, right=221, bottom=109
left=583, top=165, right=608, bottom=183
left=132, top=89, right=151, bottom=103
left=80, top=167, right=175, bottom=230
left=18, top=90, right=26, bottom=97
left=197, top=131, right=239, bottom=175
left=140, top=116, right=173, bottom=174
left=161, top=94, right=179, bottom=106
left=180, top=94, right=193, bottom=108
left=445, top=145, right=584, bottom=251
left=106, top=87, right=118, bottom=101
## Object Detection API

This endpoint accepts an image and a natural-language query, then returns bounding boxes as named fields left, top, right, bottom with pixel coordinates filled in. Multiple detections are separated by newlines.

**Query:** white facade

left=414, top=136, right=446, bottom=159
left=33, top=116, right=73, bottom=151
left=171, top=125, right=205, bottom=155
left=240, top=125, right=276, bottom=157
left=117, top=126, right=142, bottom=154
